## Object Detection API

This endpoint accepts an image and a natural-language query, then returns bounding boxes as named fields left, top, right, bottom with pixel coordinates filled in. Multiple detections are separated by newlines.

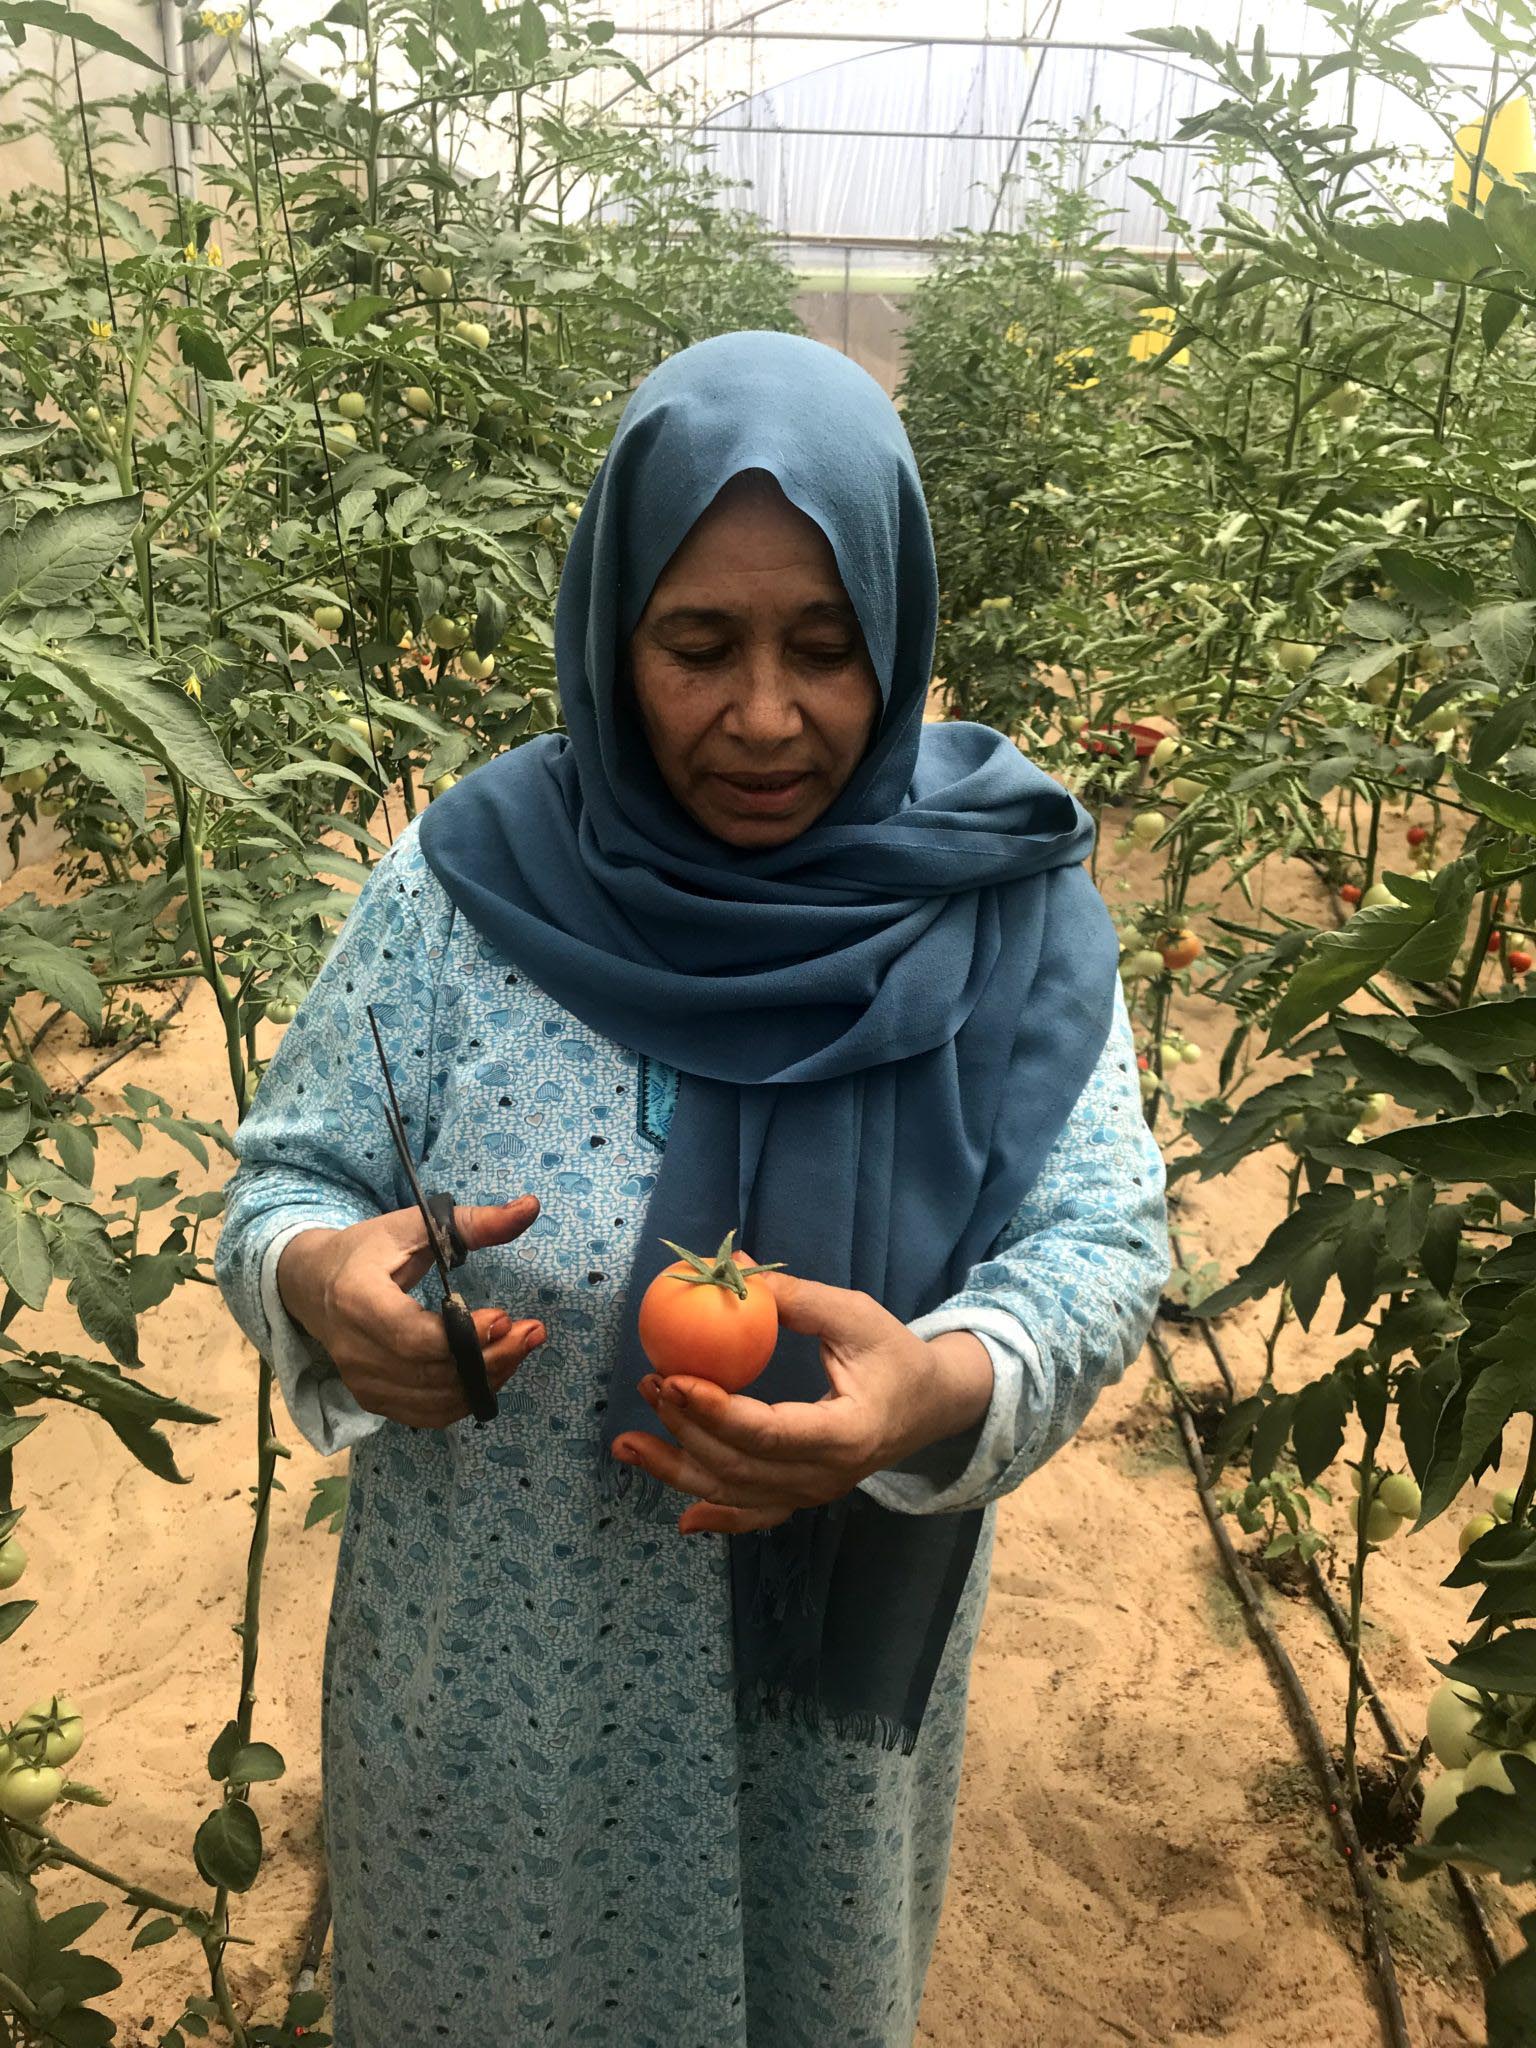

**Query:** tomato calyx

left=655, top=1229, right=784, bottom=1302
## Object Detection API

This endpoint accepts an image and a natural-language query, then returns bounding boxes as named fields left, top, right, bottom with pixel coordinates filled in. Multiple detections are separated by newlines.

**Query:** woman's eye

left=798, top=644, right=857, bottom=667
left=671, top=645, right=731, bottom=668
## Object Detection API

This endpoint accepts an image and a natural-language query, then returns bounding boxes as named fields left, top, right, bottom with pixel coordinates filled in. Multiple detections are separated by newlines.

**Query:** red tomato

left=1488, top=932, right=1504, bottom=955
left=1339, top=883, right=1362, bottom=905
left=638, top=1233, right=782, bottom=1393
left=1160, top=929, right=1203, bottom=971
left=1510, top=951, right=1534, bottom=974
left=1407, top=825, right=1428, bottom=847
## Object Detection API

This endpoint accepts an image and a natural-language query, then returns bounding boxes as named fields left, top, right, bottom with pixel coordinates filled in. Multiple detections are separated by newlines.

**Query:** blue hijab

left=419, top=331, right=1118, bottom=1754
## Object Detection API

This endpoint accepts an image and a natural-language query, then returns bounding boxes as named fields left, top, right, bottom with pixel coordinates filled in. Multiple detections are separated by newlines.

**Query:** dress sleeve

left=857, top=982, right=1169, bottom=1517
left=212, top=824, right=448, bottom=1458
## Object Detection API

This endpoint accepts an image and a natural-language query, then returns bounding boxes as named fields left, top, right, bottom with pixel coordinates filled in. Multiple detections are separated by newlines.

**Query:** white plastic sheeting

left=253, top=0, right=1507, bottom=251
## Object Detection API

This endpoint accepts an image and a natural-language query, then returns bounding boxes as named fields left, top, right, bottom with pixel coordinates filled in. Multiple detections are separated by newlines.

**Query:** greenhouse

left=2, top=1, right=1536, bottom=2044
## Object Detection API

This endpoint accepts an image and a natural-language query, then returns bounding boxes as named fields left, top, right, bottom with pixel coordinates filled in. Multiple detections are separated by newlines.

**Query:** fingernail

left=666, top=1384, right=689, bottom=1409
left=613, top=1445, right=636, bottom=1465
left=487, top=1315, right=512, bottom=1341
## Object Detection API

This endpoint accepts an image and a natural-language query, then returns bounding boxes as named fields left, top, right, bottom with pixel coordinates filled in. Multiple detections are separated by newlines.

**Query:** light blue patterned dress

left=214, top=818, right=1168, bottom=2048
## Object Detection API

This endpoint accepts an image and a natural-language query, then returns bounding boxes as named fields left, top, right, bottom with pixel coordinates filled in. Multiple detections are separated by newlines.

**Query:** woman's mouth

left=715, top=772, right=809, bottom=814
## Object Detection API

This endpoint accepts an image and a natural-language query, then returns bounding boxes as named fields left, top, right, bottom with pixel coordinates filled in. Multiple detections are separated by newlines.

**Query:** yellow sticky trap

left=1453, top=94, right=1536, bottom=210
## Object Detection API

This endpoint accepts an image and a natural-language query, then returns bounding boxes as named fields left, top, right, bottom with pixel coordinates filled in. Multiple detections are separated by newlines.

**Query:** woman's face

left=628, top=472, right=882, bottom=849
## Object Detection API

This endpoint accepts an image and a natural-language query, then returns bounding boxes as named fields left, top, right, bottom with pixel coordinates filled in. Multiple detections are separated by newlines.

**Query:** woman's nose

left=722, top=655, right=805, bottom=743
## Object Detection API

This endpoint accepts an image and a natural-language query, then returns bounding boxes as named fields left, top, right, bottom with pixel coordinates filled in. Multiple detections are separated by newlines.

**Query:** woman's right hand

left=276, top=1195, right=546, bottom=1429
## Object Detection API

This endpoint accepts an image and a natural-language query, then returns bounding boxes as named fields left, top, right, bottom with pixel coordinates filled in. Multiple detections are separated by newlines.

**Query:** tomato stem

left=656, top=1233, right=785, bottom=1301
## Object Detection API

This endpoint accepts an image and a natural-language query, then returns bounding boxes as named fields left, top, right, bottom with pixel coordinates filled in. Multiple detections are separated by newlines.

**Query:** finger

left=386, top=1196, right=541, bottom=1294
left=678, top=1501, right=796, bottom=1536
left=363, top=1314, right=545, bottom=1424
left=454, top=1195, right=541, bottom=1252
left=646, top=1373, right=861, bottom=1470
left=612, top=1429, right=792, bottom=1509
left=757, top=1271, right=894, bottom=1348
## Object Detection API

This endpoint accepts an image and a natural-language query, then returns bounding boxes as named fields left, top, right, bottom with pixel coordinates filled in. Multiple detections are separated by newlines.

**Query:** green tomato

left=1493, top=1488, right=1517, bottom=1522
left=337, top=392, right=368, bottom=421
left=460, top=650, right=495, bottom=681
left=1122, top=947, right=1166, bottom=980
left=1377, top=1472, right=1420, bottom=1518
left=1273, top=639, right=1321, bottom=676
left=1460, top=1511, right=1498, bottom=1556
left=1422, top=704, right=1460, bottom=736
left=1180, top=1044, right=1202, bottom=1066
left=1323, top=381, right=1367, bottom=420
left=402, top=386, right=434, bottom=418
left=1354, top=1092, right=1389, bottom=1125
left=1137, top=1069, right=1159, bottom=1100
left=1418, top=1766, right=1467, bottom=1845
left=82, top=404, right=100, bottom=424
left=0, top=1764, right=63, bottom=1823
left=1150, top=737, right=1180, bottom=769
left=362, top=229, right=390, bottom=254
left=1427, top=1680, right=1488, bottom=1769
left=1361, top=881, right=1396, bottom=909
left=2, top=768, right=48, bottom=796
left=265, top=999, right=298, bottom=1025
left=1164, top=776, right=1203, bottom=804
left=313, top=605, right=346, bottom=632
left=1464, top=1741, right=1536, bottom=1796
left=1353, top=1491, right=1406, bottom=1545
left=453, top=319, right=490, bottom=350
left=327, top=421, right=357, bottom=446
left=0, top=1538, right=25, bottom=1589
left=536, top=513, right=559, bottom=540
left=1159, top=1040, right=1181, bottom=1066
left=413, top=263, right=453, bottom=298
left=564, top=499, right=584, bottom=519
left=428, top=773, right=459, bottom=799
left=424, top=614, right=466, bottom=651
left=11, top=1698, right=83, bottom=1769
left=1131, top=810, right=1167, bottom=846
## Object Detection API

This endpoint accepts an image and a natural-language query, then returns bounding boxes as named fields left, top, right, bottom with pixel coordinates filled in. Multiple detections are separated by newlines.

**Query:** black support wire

left=243, top=8, right=395, bottom=842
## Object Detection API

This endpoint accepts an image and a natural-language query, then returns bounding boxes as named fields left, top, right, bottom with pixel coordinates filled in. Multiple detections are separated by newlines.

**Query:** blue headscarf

left=419, top=331, right=1118, bottom=1754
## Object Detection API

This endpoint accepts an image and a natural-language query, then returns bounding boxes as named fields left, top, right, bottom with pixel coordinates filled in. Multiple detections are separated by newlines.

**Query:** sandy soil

left=5, top=782, right=1532, bottom=2048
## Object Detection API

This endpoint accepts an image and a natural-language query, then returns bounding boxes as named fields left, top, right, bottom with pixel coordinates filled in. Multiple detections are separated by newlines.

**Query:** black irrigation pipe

left=65, top=984, right=194, bottom=1093
left=1186, top=1305, right=1508, bottom=1985
left=290, top=1870, right=332, bottom=2002
left=1147, top=1320, right=1414, bottom=2048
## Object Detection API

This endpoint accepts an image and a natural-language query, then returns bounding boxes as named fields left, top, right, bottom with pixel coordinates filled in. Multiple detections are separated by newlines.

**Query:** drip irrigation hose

left=1148, top=1322, right=1414, bottom=2048
left=290, top=1872, right=332, bottom=2000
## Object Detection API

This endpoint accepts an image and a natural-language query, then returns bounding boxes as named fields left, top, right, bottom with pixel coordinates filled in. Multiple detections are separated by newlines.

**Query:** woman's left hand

left=611, top=1270, right=991, bottom=1536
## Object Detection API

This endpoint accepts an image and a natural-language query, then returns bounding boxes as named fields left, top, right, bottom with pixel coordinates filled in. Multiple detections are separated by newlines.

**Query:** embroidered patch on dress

left=636, top=1055, right=677, bottom=1151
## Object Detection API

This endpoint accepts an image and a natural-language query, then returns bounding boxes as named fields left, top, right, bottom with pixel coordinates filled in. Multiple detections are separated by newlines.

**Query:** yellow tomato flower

left=206, top=243, right=223, bottom=267
left=87, top=318, right=113, bottom=339
left=183, top=241, right=197, bottom=262
left=182, top=673, right=202, bottom=701
left=1003, top=321, right=1028, bottom=346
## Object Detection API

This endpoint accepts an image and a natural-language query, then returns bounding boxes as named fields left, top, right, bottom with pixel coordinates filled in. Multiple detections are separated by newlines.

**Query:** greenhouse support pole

left=841, top=245, right=851, bottom=354
left=159, top=0, right=198, bottom=202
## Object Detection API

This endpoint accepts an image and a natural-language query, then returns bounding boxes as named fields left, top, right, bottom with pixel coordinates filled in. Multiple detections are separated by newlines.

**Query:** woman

left=215, top=330, right=1168, bottom=2047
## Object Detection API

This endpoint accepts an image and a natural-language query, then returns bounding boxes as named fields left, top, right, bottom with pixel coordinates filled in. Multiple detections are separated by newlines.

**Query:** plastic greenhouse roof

left=258, top=0, right=1510, bottom=252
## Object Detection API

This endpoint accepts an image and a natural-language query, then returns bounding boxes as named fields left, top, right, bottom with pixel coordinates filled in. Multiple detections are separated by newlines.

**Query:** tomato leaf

left=1356, top=1113, right=1536, bottom=1183
left=193, top=1800, right=263, bottom=1892
left=0, top=1, right=161, bottom=67
left=1195, top=1185, right=1355, bottom=1319
left=0, top=1197, right=52, bottom=1309
left=226, top=1742, right=285, bottom=1787
left=50, top=1208, right=138, bottom=1367
left=0, top=1600, right=35, bottom=1646
left=0, top=496, right=142, bottom=610
left=1412, top=996, right=1536, bottom=1070
left=50, top=639, right=248, bottom=804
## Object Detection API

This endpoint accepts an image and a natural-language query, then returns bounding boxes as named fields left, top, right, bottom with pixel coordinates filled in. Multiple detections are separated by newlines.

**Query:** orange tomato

left=638, top=1232, right=782, bottom=1392
left=1160, top=929, right=1203, bottom=971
